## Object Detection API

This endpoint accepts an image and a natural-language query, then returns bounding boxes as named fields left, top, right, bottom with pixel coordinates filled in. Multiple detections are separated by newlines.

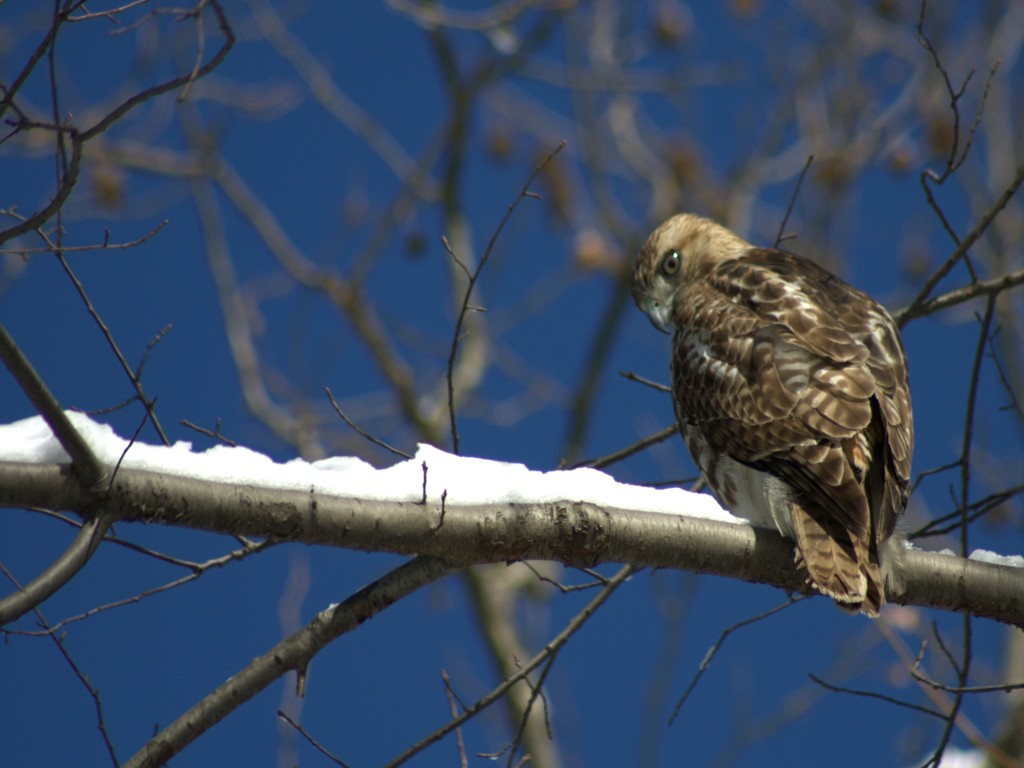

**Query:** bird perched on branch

left=632, top=213, right=913, bottom=615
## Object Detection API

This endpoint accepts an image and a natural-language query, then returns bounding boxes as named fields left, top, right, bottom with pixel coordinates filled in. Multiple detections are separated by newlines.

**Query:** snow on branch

left=1, top=414, right=1022, bottom=627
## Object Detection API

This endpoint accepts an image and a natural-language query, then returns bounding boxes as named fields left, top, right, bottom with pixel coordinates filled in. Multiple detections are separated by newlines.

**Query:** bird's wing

left=671, top=249, right=910, bottom=539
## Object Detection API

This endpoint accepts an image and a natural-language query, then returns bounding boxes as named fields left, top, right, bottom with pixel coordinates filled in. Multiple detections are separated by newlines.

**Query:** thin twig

left=808, top=674, right=945, bottom=719
left=520, top=561, right=606, bottom=593
left=110, top=404, right=154, bottom=488
left=569, top=423, right=678, bottom=470
left=915, top=0, right=998, bottom=181
left=446, top=141, right=567, bottom=455
left=986, top=328, right=1024, bottom=422
left=135, top=324, right=172, bottom=382
left=774, top=154, right=814, bottom=248
left=0, top=219, right=168, bottom=254
left=909, top=459, right=961, bottom=498
left=910, top=667, right=1024, bottom=695
left=924, top=295, right=995, bottom=767
left=897, top=167, right=1024, bottom=327
left=499, top=654, right=557, bottom=768
left=902, top=3, right=1020, bottom=326
left=277, top=710, right=351, bottom=767
left=66, top=0, right=153, bottom=23
left=53, top=249, right=169, bottom=445
left=382, top=564, right=634, bottom=768
left=910, top=483, right=1024, bottom=539
left=619, top=370, right=672, bottom=393
left=325, top=387, right=412, bottom=459
left=440, top=670, right=469, bottom=768
left=0, top=565, right=120, bottom=765
left=875, top=618, right=1015, bottom=767
left=905, top=266, right=1024, bottom=325
left=180, top=417, right=237, bottom=447
left=959, top=301, right=996, bottom=556
left=176, top=0, right=209, bottom=103
left=0, top=1, right=234, bottom=247
left=669, top=598, right=802, bottom=724
left=6, top=538, right=274, bottom=636
left=125, top=556, right=454, bottom=768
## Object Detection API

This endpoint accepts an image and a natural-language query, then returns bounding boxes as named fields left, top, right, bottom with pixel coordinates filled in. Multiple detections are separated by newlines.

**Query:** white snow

left=926, top=547, right=1023, bottom=567
left=930, top=748, right=984, bottom=768
left=0, top=413, right=738, bottom=522
left=968, top=549, right=1024, bottom=568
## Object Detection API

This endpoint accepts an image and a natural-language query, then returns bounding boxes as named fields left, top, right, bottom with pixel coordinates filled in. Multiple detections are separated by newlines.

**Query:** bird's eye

left=660, top=250, right=681, bottom=276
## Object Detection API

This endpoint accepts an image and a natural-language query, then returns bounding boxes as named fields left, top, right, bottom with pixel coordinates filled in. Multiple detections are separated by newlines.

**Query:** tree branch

left=0, top=513, right=110, bottom=626
left=2, top=461, right=1022, bottom=627
left=0, top=324, right=106, bottom=488
left=446, top=141, right=566, bottom=454
left=0, top=1, right=234, bottom=247
left=123, top=555, right=453, bottom=768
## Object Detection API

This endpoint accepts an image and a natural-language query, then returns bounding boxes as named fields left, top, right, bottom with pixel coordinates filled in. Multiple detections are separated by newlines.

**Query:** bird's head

left=631, top=212, right=753, bottom=333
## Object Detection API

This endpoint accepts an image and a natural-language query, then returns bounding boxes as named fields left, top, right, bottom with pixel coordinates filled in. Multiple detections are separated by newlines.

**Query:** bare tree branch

left=569, top=423, right=677, bottom=470
left=124, top=555, right=453, bottom=768
left=325, top=386, right=412, bottom=460
left=0, top=1, right=234, bottom=247
left=446, top=140, right=566, bottom=454
left=0, top=324, right=106, bottom=488
left=2, top=461, right=1022, bottom=627
left=774, top=154, right=814, bottom=248
left=383, top=564, right=634, bottom=767
left=277, top=710, right=351, bottom=768
left=899, top=167, right=1024, bottom=327
left=809, top=673, right=946, bottom=719
left=0, top=512, right=109, bottom=626
left=671, top=598, right=802, bottom=724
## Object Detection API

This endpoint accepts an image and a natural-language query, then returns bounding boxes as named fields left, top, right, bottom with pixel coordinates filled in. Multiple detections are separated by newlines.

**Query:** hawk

left=632, top=213, right=913, bottom=615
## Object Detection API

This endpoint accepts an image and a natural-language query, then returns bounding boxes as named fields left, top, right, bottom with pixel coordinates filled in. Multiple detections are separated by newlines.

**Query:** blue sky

left=2, top=3, right=1023, bottom=767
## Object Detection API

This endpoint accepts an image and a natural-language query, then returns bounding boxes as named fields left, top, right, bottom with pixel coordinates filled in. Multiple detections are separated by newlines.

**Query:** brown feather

left=633, top=213, right=913, bottom=616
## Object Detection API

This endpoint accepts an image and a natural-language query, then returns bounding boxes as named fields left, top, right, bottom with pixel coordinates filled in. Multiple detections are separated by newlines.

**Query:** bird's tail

left=790, top=501, right=886, bottom=616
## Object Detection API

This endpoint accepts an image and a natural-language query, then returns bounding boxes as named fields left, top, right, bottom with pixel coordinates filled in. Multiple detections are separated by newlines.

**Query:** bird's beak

left=643, top=299, right=672, bottom=334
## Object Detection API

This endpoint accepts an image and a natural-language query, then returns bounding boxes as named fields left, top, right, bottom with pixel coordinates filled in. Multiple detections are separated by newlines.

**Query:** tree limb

left=2, top=461, right=1022, bottom=627
left=123, top=554, right=453, bottom=768
left=0, top=513, right=110, bottom=626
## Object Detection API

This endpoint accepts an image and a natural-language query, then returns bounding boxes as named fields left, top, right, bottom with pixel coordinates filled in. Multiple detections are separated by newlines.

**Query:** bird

left=632, top=212, right=913, bottom=615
